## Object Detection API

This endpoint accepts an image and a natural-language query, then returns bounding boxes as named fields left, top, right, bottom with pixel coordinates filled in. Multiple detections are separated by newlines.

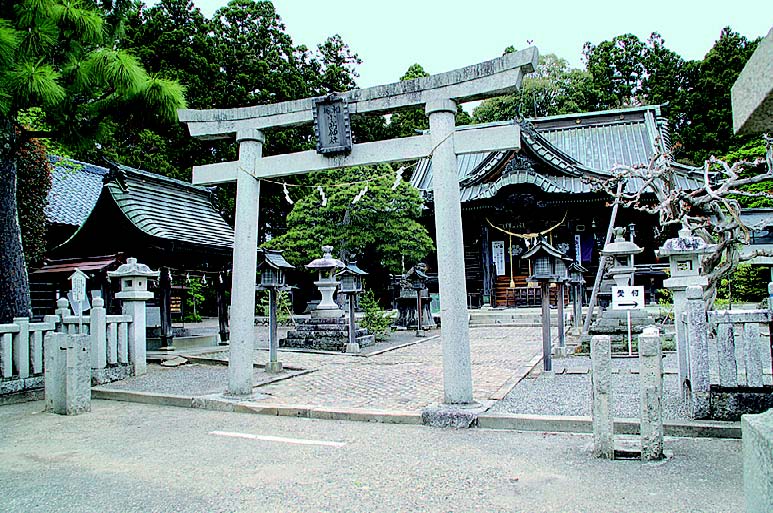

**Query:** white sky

left=151, top=0, right=772, bottom=88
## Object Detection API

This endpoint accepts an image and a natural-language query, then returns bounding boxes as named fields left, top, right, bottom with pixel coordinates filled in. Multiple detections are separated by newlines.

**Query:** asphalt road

left=0, top=400, right=743, bottom=513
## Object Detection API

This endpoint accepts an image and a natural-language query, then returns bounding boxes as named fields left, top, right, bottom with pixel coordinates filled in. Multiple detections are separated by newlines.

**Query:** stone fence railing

left=1, top=296, right=145, bottom=398
left=681, top=285, right=773, bottom=419
left=707, top=309, right=773, bottom=389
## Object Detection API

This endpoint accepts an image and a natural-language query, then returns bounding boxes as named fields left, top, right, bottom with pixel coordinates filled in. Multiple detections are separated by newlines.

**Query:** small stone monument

left=108, top=258, right=158, bottom=376
left=44, top=332, right=91, bottom=415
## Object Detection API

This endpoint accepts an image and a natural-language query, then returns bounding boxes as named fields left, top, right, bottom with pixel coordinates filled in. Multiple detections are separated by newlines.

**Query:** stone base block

left=311, top=308, right=345, bottom=319
left=742, top=408, right=773, bottom=513
left=265, top=361, right=283, bottom=373
left=711, top=387, right=773, bottom=421
left=421, top=403, right=484, bottom=429
left=91, top=364, right=133, bottom=385
left=345, top=342, right=360, bottom=354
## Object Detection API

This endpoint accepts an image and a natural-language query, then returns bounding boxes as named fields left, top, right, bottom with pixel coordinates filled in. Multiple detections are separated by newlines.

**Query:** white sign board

left=611, top=286, right=645, bottom=310
left=69, top=269, right=88, bottom=316
left=492, top=241, right=505, bottom=276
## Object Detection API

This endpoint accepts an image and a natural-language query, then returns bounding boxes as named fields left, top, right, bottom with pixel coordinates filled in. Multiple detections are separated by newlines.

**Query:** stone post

left=591, top=334, right=614, bottom=459
left=685, top=285, right=710, bottom=418
left=742, top=409, right=773, bottom=513
left=44, top=332, right=91, bottom=415
left=426, top=98, right=474, bottom=405
left=265, top=288, right=283, bottom=373
left=672, top=285, right=690, bottom=398
left=229, top=129, right=264, bottom=395
left=122, top=294, right=148, bottom=376
left=90, top=297, right=106, bottom=370
left=573, top=283, right=583, bottom=330
left=12, top=316, right=29, bottom=379
left=541, top=282, right=553, bottom=372
left=639, top=327, right=664, bottom=461
left=55, top=297, right=70, bottom=332
left=556, top=282, right=566, bottom=356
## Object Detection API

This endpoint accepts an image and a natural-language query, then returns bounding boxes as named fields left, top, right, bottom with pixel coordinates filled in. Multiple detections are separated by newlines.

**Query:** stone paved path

left=253, top=327, right=542, bottom=410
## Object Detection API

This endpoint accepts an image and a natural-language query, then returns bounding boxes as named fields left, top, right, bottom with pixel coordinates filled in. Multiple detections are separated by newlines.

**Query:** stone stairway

left=468, top=307, right=576, bottom=327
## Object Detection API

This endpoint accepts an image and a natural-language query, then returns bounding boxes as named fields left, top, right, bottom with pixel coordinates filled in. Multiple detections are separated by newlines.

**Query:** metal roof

left=106, top=165, right=234, bottom=249
left=31, top=254, right=123, bottom=275
left=46, top=157, right=109, bottom=226
left=410, top=105, right=701, bottom=201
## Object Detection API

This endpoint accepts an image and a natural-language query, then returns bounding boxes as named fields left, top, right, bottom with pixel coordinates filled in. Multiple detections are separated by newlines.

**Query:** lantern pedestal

left=312, top=278, right=344, bottom=319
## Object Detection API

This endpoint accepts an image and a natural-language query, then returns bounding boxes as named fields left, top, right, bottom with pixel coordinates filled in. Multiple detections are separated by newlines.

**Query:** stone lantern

left=305, top=245, right=345, bottom=318
left=600, top=227, right=642, bottom=287
left=257, top=249, right=294, bottom=373
left=524, top=239, right=564, bottom=283
left=405, top=264, right=430, bottom=337
left=108, top=257, right=159, bottom=376
left=338, top=262, right=366, bottom=295
left=523, top=238, right=567, bottom=371
left=337, top=262, right=368, bottom=353
left=656, top=226, right=717, bottom=411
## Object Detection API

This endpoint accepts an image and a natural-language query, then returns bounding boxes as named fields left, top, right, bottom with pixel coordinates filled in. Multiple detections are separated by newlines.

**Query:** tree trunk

left=0, top=119, right=31, bottom=323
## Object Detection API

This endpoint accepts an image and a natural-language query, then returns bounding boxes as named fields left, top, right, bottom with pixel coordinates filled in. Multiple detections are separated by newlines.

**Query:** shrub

left=359, top=290, right=394, bottom=341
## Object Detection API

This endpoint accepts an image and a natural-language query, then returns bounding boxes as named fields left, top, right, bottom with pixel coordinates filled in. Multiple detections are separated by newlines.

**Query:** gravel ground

left=491, top=353, right=691, bottom=420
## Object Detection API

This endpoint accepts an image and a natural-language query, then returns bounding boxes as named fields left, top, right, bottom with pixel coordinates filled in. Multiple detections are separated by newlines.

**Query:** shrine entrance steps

left=468, top=307, right=576, bottom=327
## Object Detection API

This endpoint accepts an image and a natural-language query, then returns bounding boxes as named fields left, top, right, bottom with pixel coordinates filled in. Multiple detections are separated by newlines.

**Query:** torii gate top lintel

left=177, top=46, right=538, bottom=139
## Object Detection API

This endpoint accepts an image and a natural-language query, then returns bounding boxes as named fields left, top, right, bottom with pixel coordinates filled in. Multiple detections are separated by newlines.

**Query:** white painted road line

left=209, top=431, right=346, bottom=447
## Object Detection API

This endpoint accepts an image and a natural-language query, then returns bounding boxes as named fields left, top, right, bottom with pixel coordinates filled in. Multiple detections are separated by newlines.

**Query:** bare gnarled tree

left=587, top=137, right=773, bottom=306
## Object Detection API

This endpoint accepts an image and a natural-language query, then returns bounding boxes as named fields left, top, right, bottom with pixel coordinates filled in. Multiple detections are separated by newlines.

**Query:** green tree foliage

left=388, top=64, right=470, bottom=136
left=474, top=54, right=597, bottom=122
left=264, top=164, right=434, bottom=273
left=0, top=0, right=186, bottom=322
left=718, top=263, right=769, bottom=303
left=583, top=34, right=648, bottom=108
left=678, top=27, right=759, bottom=164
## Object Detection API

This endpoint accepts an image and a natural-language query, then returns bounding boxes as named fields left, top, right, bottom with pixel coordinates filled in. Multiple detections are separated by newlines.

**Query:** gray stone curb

left=92, top=387, right=740, bottom=438
left=478, top=413, right=741, bottom=439
left=92, top=387, right=422, bottom=424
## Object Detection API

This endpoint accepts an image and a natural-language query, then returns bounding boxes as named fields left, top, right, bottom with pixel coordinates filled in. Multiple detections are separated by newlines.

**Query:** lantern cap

left=600, top=227, right=642, bottom=257
left=306, top=245, right=344, bottom=270
left=568, top=261, right=588, bottom=273
left=260, top=249, right=294, bottom=270
left=107, top=257, right=159, bottom=279
left=656, top=227, right=717, bottom=257
left=337, top=261, right=368, bottom=278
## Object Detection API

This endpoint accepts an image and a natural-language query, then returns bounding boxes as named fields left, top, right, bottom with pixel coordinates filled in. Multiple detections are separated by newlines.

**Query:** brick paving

left=253, top=327, right=542, bottom=411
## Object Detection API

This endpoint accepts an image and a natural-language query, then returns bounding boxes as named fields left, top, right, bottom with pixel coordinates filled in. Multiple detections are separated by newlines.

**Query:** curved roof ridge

left=519, top=120, right=598, bottom=177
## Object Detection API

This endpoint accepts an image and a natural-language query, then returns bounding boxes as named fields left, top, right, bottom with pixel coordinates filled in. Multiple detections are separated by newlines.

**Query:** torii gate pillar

left=426, top=98, right=473, bottom=403
left=229, top=129, right=263, bottom=396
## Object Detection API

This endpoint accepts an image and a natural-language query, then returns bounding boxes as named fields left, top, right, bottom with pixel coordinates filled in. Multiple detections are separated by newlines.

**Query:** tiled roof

left=410, top=105, right=701, bottom=201
left=45, top=157, right=108, bottom=226
left=106, top=164, right=234, bottom=249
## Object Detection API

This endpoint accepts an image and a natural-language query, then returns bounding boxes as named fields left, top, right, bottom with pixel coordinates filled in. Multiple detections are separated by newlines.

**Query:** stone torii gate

left=178, top=47, right=538, bottom=403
